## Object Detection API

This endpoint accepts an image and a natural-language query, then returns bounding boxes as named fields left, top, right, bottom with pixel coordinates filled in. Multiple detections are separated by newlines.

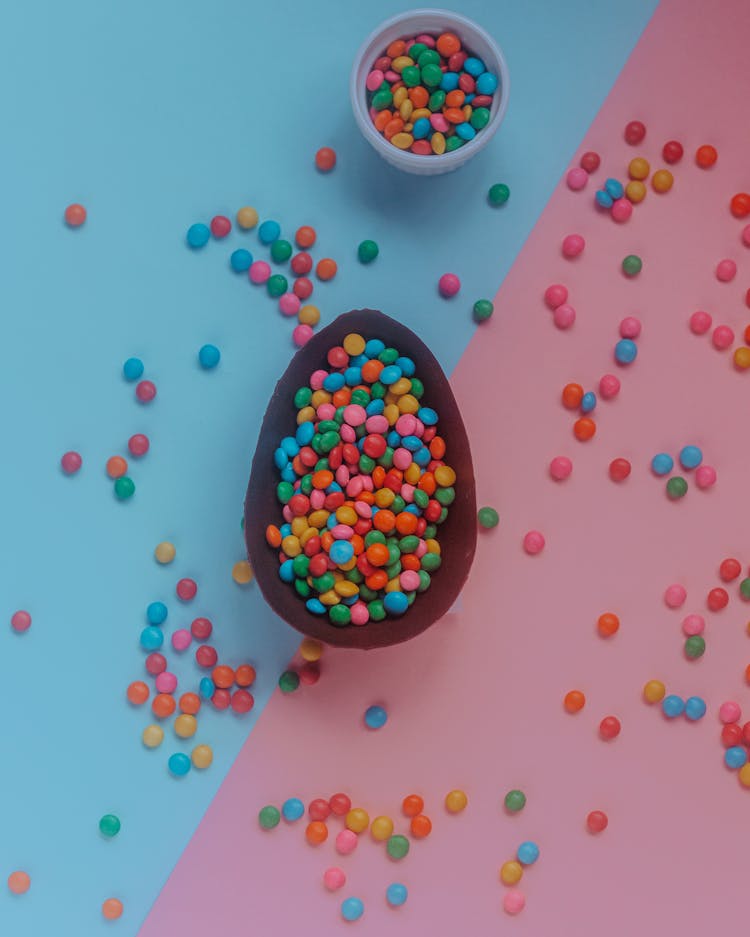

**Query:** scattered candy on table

left=64, top=203, right=87, bottom=227
left=364, top=704, right=388, bottom=729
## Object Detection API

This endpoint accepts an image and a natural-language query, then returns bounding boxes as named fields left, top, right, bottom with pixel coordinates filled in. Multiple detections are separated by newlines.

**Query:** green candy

left=386, top=834, right=410, bottom=859
left=477, top=506, right=499, bottom=528
left=446, top=135, right=465, bottom=152
left=685, top=635, right=705, bottom=659
left=739, top=578, right=750, bottom=599
left=312, top=573, right=335, bottom=593
left=410, top=377, right=424, bottom=398
left=473, top=298, right=494, bottom=322
left=399, top=535, right=420, bottom=554
left=267, top=273, right=288, bottom=297
left=421, top=552, right=442, bottom=572
left=278, top=671, right=300, bottom=693
left=359, top=585, right=377, bottom=603
left=371, top=381, right=386, bottom=399
left=407, top=591, right=416, bottom=606
left=351, top=388, right=370, bottom=406
left=329, top=604, right=351, bottom=627
left=365, top=530, right=386, bottom=546
left=470, top=107, right=490, bottom=130
left=666, top=476, right=688, bottom=500
left=488, top=183, right=510, bottom=205
left=358, top=239, right=379, bottom=263
left=423, top=523, right=437, bottom=539
left=292, top=555, right=309, bottom=577
left=437, top=507, right=448, bottom=524
left=368, top=600, right=386, bottom=621
left=371, top=88, right=393, bottom=110
left=345, top=567, right=363, bottom=584
left=386, top=560, right=402, bottom=579
left=401, top=65, right=421, bottom=87
left=413, top=489, right=429, bottom=509
left=270, top=239, right=292, bottom=263
left=504, top=789, right=526, bottom=813
left=379, top=347, right=399, bottom=364
left=421, top=63, right=443, bottom=87
left=622, top=254, right=643, bottom=277
left=317, top=419, right=338, bottom=434
left=359, top=454, right=375, bottom=474
left=311, top=433, right=323, bottom=453
left=258, top=805, right=281, bottom=829
left=114, top=477, right=135, bottom=500
left=276, top=481, right=293, bottom=503
left=300, top=475, right=313, bottom=495
left=408, top=42, right=427, bottom=60
left=319, top=430, right=340, bottom=452
left=294, top=579, right=310, bottom=598
left=391, top=495, right=405, bottom=513
left=294, top=386, right=312, bottom=408
left=334, top=406, right=346, bottom=424
left=435, top=486, right=455, bottom=506
left=417, top=570, right=431, bottom=592
left=428, top=90, right=446, bottom=111
left=99, top=814, right=121, bottom=838
left=417, top=49, right=440, bottom=67
left=379, top=447, right=394, bottom=469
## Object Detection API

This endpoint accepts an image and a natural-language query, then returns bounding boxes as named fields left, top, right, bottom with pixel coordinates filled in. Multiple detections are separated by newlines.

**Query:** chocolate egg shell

left=244, top=309, right=477, bottom=650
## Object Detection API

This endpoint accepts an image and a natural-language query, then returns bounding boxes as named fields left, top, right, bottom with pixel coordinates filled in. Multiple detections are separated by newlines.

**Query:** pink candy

left=279, top=293, right=300, bottom=317
left=544, top=284, right=568, bottom=309
left=742, top=224, right=750, bottom=247
left=566, top=167, right=588, bottom=191
left=323, top=867, right=346, bottom=891
left=10, top=610, right=32, bottom=633
left=719, top=701, right=741, bottom=724
left=293, top=325, right=314, bottom=347
left=599, top=374, right=621, bottom=399
left=438, top=273, right=461, bottom=298
left=619, top=316, right=642, bottom=339
left=562, top=234, right=585, bottom=258
left=716, top=258, right=737, bottom=282
left=553, top=303, right=576, bottom=329
left=335, top=830, right=357, bottom=855
left=549, top=456, right=573, bottom=481
left=60, top=451, right=82, bottom=474
left=365, top=69, right=384, bottom=91
left=343, top=404, right=367, bottom=427
left=430, top=114, right=449, bottom=132
left=682, top=614, right=705, bottom=636
left=176, top=578, right=197, bottom=601
left=503, top=890, right=526, bottom=915
left=400, top=570, right=421, bottom=591
left=350, top=602, right=370, bottom=626
left=171, top=628, right=192, bottom=651
left=156, top=671, right=177, bottom=694
left=689, top=310, right=713, bottom=335
left=695, top=465, right=717, bottom=489
left=664, top=584, right=687, bottom=609
left=523, top=530, right=545, bottom=555
left=136, top=380, right=157, bottom=403
left=712, top=325, right=734, bottom=350
left=611, top=198, right=633, bottom=223
left=249, top=260, right=271, bottom=284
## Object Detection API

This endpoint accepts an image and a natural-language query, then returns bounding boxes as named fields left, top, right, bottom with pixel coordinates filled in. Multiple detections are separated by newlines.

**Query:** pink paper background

left=141, top=0, right=750, bottom=933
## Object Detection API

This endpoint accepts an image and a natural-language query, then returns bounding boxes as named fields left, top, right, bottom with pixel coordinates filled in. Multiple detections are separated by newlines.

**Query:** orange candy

left=695, top=144, right=717, bottom=168
left=102, top=898, right=123, bottom=920
left=365, top=570, right=388, bottom=590
left=408, top=86, right=429, bottom=108
left=295, top=225, right=317, bottom=249
left=395, top=512, right=418, bottom=535
left=365, top=543, right=389, bottom=567
left=445, top=90, right=465, bottom=108
left=127, top=681, right=149, bottom=705
left=410, top=814, right=432, bottom=838
left=179, top=692, right=201, bottom=714
left=106, top=456, right=128, bottom=478
left=64, top=203, right=86, bottom=227
left=373, top=509, right=396, bottom=533
left=402, top=793, right=424, bottom=817
left=212, top=665, right=235, bottom=689
left=597, top=612, right=620, bottom=637
left=443, top=107, right=465, bottom=124
left=316, top=258, right=337, bottom=281
left=746, top=663, right=750, bottom=683
left=564, top=690, right=586, bottom=713
left=384, top=117, right=405, bottom=140
left=152, top=693, right=176, bottom=718
left=8, top=870, right=31, bottom=894
left=574, top=417, right=596, bottom=441
left=361, top=359, right=384, bottom=383
left=429, top=436, right=446, bottom=459
left=386, top=39, right=406, bottom=58
left=312, top=470, right=333, bottom=489
left=374, top=110, right=391, bottom=132
left=562, top=383, right=584, bottom=409
left=315, top=147, right=336, bottom=172
left=235, top=664, right=256, bottom=687
left=265, top=525, right=282, bottom=548
left=436, top=32, right=461, bottom=57
left=305, top=820, right=328, bottom=845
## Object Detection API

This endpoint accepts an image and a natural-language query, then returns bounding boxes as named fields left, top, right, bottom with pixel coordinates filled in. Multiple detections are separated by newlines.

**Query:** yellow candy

left=733, top=347, right=750, bottom=370
left=331, top=570, right=344, bottom=582
left=399, top=100, right=413, bottom=122
left=739, top=763, right=750, bottom=788
left=298, top=304, right=320, bottom=326
left=175, top=714, right=197, bottom=738
left=392, top=56, right=414, bottom=73
left=338, top=555, right=357, bottom=571
left=311, top=389, right=332, bottom=407
left=232, top=560, right=253, bottom=585
left=154, top=541, right=176, bottom=564
left=434, top=465, right=456, bottom=487
left=291, top=516, right=309, bottom=537
left=142, top=724, right=164, bottom=749
left=651, top=168, right=673, bottom=193
left=391, top=132, right=414, bottom=150
left=318, top=589, right=340, bottom=606
left=370, top=816, right=394, bottom=841
left=643, top=679, right=666, bottom=704
left=281, top=535, right=301, bottom=558
left=336, top=506, right=357, bottom=526
left=385, top=577, right=401, bottom=592
left=393, top=86, right=409, bottom=106
left=308, top=510, right=329, bottom=530
left=431, top=132, right=446, bottom=155
left=297, top=405, right=315, bottom=425
left=299, top=637, right=323, bottom=662
left=411, top=107, right=431, bottom=120
left=299, top=527, right=317, bottom=548
left=445, top=789, right=468, bottom=813
left=236, top=206, right=259, bottom=229
left=425, top=538, right=441, bottom=554
left=384, top=391, right=398, bottom=405
left=625, top=180, right=646, bottom=203
left=500, top=860, right=523, bottom=885
left=383, top=404, right=400, bottom=425
left=343, top=333, right=365, bottom=356
left=345, top=808, right=370, bottom=833
left=375, top=488, right=395, bottom=508
left=628, top=157, right=650, bottom=180
left=462, top=104, right=472, bottom=121
left=191, top=744, right=213, bottom=769
left=405, top=463, right=421, bottom=485
left=334, top=580, right=359, bottom=598
left=402, top=122, right=414, bottom=133
left=397, top=394, right=419, bottom=414
left=390, top=377, right=411, bottom=396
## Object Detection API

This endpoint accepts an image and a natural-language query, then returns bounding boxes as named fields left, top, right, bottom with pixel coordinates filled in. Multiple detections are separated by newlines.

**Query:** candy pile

left=258, top=788, right=466, bottom=921
left=650, top=444, right=717, bottom=500
left=266, top=331, right=452, bottom=628
left=499, top=841, right=539, bottom=915
left=366, top=32, right=499, bottom=155
left=642, top=680, right=707, bottom=720
left=719, top=700, right=750, bottom=786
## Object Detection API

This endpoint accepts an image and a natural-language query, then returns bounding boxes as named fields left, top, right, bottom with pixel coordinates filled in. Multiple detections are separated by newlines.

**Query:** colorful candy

left=341, top=897, right=364, bottom=922
left=386, top=882, right=408, bottom=907
left=364, top=704, right=388, bottom=729
left=473, top=299, right=494, bottom=322
left=624, top=120, right=646, bottom=144
left=504, top=789, right=526, bottom=813
left=478, top=506, right=499, bottom=528
left=358, top=240, right=379, bottom=264
left=488, top=183, right=510, bottom=205
left=444, top=789, right=468, bottom=813
left=11, top=609, right=32, bottom=633
left=621, top=254, right=642, bottom=277
left=586, top=810, right=608, bottom=833
left=439, top=272, right=461, bottom=297
left=315, top=147, right=336, bottom=172
left=61, top=451, right=83, bottom=474
left=198, top=344, right=220, bottom=369
left=64, top=203, right=87, bottom=227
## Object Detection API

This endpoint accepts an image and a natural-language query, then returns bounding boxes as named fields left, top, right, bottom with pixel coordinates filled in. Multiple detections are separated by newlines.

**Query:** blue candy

left=456, top=122, right=476, bottom=141
left=199, top=677, right=214, bottom=699
left=282, top=797, right=305, bottom=822
left=412, top=117, right=431, bottom=140
left=280, top=436, right=299, bottom=457
left=274, top=448, right=288, bottom=470
left=296, top=422, right=314, bottom=446
left=258, top=219, right=280, bottom=244
left=345, top=366, right=362, bottom=386
left=341, top=897, right=364, bottom=922
left=402, top=435, right=422, bottom=452
left=386, top=430, right=401, bottom=449
left=198, top=343, right=221, bottom=369
left=684, top=696, right=707, bottom=721
left=414, top=447, right=431, bottom=466
left=725, top=746, right=748, bottom=769
left=280, top=465, right=296, bottom=483
left=580, top=392, right=597, bottom=414
left=366, top=399, right=385, bottom=415
left=140, top=626, right=164, bottom=651
left=396, top=356, right=415, bottom=376
left=279, top=560, right=295, bottom=583
left=476, top=71, right=498, bottom=95
left=679, top=445, right=703, bottom=469
left=186, top=223, right=210, bottom=249
left=383, top=591, right=408, bottom=615
left=380, top=365, right=402, bottom=385
left=230, top=248, right=253, bottom=272
left=662, top=694, right=685, bottom=718
left=418, top=406, right=438, bottom=425
left=651, top=453, right=674, bottom=476
left=604, top=178, right=624, bottom=200
left=279, top=523, right=292, bottom=538
left=146, top=601, right=168, bottom=625
left=386, top=883, right=408, bottom=907
left=122, top=357, right=144, bottom=382
left=365, top=338, right=385, bottom=357
left=464, top=56, right=486, bottom=76
left=440, top=71, right=460, bottom=91
left=595, top=190, right=614, bottom=209
left=330, top=540, right=354, bottom=565
left=614, top=339, right=638, bottom=365
left=306, top=598, right=326, bottom=615
left=364, top=705, right=388, bottom=729
left=168, top=753, right=191, bottom=777
left=517, top=841, right=540, bottom=865
left=323, top=372, right=345, bottom=392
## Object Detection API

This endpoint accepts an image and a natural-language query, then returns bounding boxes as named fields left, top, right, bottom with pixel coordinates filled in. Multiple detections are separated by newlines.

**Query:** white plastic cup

left=350, top=8, right=510, bottom=176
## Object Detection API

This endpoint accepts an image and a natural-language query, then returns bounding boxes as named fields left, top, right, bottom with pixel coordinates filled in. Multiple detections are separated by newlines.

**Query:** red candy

left=145, top=652, right=167, bottom=675
left=719, top=558, right=741, bottom=582
left=210, top=215, right=231, bottom=238
left=191, top=617, right=212, bottom=640
left=721, top=723, right=743, bottom=747
left=580, top=151, right=601, bottom=173
left=230, top=689, right=254, bottom=713
left=586, top=810, right=608, bottom=833
left=309, top=798, right=332, bottom=821
left=136, top=380, right=157, bottom=403
left=60, top=451, right=82, bottom=474
left=329, top=793, right=352, bottom=816
left=707, top=587, right=729, bottom=611
left=291, top=252, right=313, bottom=276
left=293, top=277, right=313, bottom=299
left=212, top=688, right=231, bottom=710
left=176, top=578, right=197, bottom=601
left=730, top=193, right=750, bottom=218
left=662, top=140, right=683, bottom=164
left=315, top=147, right=336, bottom=172
left=64, top=203, right=87, bottom=227
left=128, top=433, right=149, bottom=457
left=599, top=715, right=621, bottom=740
left=695, top=144, right=718, bottom=168
left=608, top=458, right=631, bottom=482
left=195, top=645, right=218, bottom=668
left=624, top=120, right=646, bottom=145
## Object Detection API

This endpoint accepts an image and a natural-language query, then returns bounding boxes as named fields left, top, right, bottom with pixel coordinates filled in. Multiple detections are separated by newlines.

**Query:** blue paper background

left=1, top=0, right=657, bottom=933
